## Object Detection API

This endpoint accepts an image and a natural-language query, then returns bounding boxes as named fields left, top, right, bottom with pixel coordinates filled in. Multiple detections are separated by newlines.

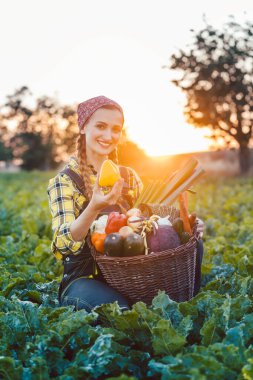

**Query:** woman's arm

left=47, top=174, right=87, bottom=258
left=48, top=173, right=124, bottom=258
left=70, top=177, right=124, bottom=241
left=69, top=202, right=99, bottom=242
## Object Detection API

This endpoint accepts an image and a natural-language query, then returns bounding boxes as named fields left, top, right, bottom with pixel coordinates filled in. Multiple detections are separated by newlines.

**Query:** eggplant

left=123, top=233, right=145, bottom=257
left=104, top=233, right=124, bottom=257
left=146, top=225, right=181, bottom=253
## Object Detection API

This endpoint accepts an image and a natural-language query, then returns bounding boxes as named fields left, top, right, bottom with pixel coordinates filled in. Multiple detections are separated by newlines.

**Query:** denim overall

left=57, top=166, right=133, bottom=310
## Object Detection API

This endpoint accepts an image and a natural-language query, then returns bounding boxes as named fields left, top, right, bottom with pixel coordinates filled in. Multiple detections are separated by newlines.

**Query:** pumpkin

left=98, top=159, right=121, bottom=187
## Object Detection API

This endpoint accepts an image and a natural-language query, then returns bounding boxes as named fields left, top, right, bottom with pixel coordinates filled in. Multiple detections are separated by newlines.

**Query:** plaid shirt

left=47, top=156, right=143, bottom=260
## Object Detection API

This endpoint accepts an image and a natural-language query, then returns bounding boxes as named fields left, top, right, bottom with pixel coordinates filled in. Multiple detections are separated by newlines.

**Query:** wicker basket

left=90, top=204, right=199, bottom=305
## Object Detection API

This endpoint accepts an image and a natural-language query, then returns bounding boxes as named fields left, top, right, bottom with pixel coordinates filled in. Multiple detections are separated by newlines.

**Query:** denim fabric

left=57, top=243, right=99, bottom=303
left=60, top=277, right=130, bottom=312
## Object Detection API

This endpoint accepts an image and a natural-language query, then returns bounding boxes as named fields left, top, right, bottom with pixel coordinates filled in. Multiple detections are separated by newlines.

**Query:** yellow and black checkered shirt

left=47, top=156, right=143, bottom=260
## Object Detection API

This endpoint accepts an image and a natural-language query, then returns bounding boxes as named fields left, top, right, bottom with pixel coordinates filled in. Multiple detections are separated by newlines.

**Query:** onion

left=126, top=208, right=142, bottom=218
left=90, top=215, right=108, bottom=234
left=127, top=216, right=143, bottom=231
left=119, top=226, right=134, bottom=237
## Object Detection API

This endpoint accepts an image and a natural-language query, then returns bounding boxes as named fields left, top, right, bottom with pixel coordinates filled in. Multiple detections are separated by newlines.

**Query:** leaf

left=25, top=356, right=50, bottom=379
left=152, top=291, right=184, bottom=326
left=0, top=357, right=23, bottom=380
left=177, top=315, right=193, bottom=338
left=95, top=302, right=141, bottom=332
left=242, top=358, right=253, bottom=380
left=71, top=335, right=128, bottom=378
left=152, top=319, right=186, bottom=355
left=200, top=315, right=221, bottom=346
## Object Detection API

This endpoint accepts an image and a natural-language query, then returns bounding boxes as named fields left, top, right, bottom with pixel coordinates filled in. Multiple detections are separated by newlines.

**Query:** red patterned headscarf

left=77, top=95, right=124, bottom=131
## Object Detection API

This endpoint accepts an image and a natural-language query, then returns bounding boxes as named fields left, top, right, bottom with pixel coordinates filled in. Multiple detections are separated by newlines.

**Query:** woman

left=47, top=95, right=143, bottom=312
left=47, top=95, right=204, bottom=312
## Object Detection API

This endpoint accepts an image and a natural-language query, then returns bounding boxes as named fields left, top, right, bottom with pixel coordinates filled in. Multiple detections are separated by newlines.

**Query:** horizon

left=147, top=145, right=252, bottom=160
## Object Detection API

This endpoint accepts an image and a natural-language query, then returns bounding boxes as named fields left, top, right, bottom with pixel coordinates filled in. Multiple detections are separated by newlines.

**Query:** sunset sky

left=1, top=0, right=252, bottom=156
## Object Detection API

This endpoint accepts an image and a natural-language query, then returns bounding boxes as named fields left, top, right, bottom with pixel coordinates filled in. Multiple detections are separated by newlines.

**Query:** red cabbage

left=146, top=225, right=181, bottom=253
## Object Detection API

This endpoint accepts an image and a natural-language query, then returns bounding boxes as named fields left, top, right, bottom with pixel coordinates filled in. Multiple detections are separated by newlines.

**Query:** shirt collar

left=67, top=156, right=81, bottom=175
left=67, top=155, right=97, bottom=176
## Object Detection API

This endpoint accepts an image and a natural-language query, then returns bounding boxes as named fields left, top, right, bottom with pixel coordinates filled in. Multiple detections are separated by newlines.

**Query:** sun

left=143, top=126, right=212, bottom=156
left=126, top=118, right=211, bottom=157
left=122, top=77, right=212, bottom=157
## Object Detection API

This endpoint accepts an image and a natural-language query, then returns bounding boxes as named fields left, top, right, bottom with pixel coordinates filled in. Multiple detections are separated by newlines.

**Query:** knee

left=60, top=295, right=93, bottom=312
left=60, top=295, right=130, bottom=314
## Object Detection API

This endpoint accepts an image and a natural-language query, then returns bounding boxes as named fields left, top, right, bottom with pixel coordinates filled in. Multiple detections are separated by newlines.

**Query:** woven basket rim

left=90, top=232, right=199, bottom=263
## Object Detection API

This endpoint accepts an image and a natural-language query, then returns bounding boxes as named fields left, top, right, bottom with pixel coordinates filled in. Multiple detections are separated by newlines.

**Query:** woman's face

left=81, top=107, right=124, bottom=159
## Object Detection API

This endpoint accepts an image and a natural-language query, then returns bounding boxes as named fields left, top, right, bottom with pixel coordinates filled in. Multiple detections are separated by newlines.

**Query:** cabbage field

left=0, top=172, right=253, bottom=380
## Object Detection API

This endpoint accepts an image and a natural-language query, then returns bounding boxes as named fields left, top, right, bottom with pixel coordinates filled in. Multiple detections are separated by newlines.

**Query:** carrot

left=189, top=212, right=197, bottom=229
left=183, top=191, right=188, bottom=210
left=178, top=192, right=192, bottom=236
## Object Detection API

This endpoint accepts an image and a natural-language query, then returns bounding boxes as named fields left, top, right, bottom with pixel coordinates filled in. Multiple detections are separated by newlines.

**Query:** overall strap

left=60, top=167, right=86, bottom=195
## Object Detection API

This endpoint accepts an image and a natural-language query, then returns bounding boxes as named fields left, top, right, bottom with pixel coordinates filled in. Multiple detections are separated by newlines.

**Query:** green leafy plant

left=0, top=172, right=253, bottom=379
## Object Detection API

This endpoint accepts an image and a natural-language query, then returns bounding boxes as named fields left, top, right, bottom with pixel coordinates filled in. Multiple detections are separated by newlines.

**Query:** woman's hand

left=89, top=177, right=124, bottom=213
left=196, top=218, right=205, bottom=238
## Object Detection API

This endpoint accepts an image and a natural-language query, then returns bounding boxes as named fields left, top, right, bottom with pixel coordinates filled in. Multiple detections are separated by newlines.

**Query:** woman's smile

left=97, top=139, right=113, bottom=148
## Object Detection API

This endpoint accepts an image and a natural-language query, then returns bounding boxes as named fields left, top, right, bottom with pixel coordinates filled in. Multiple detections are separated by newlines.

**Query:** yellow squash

left=98, top=159, right=121, bottom=187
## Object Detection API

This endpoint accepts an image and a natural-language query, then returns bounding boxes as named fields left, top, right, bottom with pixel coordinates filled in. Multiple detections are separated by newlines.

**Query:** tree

left=0, top=141, right=12, bottom=162
left=31, top=96, right=77, bottom=169
left=167, top=18, right=253, bottom=173
left=0, top=114, right=13, bottom=163
left=0, top=87, right=78, bottom=170
left=9, top=132, right=48, bottom=170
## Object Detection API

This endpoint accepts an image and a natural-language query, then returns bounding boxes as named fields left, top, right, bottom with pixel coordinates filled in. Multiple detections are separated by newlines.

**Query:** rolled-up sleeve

left=47, top=174, right=86, bottom=259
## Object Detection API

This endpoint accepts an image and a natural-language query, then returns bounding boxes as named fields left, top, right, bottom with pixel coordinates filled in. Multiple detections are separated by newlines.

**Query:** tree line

left=0, top=87, right=147, bottom=170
